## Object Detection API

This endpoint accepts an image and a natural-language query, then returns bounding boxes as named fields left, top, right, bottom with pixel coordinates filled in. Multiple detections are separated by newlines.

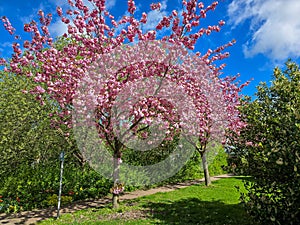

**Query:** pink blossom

left=219, top=20, right=225, bottom=26
left=1, top=0, right=249, bottom=194
left=246, top=141, right=253, bottom=146
left=35, top=85, right=45, bottom=94
left=56, top=7, right=63, bottom=17
left=150, top=2, right=161, bottom=10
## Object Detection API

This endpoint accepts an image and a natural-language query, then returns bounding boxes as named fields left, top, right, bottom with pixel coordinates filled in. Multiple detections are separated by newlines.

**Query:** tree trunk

left=112, top=149, right=121, bottom=208
left=112, top=192, right=119, bottom=208
left=201, top=151, right=211, bottom=186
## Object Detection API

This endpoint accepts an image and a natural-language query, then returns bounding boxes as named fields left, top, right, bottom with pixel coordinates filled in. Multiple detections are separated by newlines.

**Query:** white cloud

left=0, top=42, right=14, bottom=57
left=227, top=0, right=300, bottom=61
left=81, top=0, right=117, bottom=10
left=48, top=20, right=68, bottom=37
left=82, top=0, right=96, bottom=11
left=143, top=0, right=168, bottom=31
left=105, top=0, right=116, bottom=10
left=48, top=0, right=70, bottom=7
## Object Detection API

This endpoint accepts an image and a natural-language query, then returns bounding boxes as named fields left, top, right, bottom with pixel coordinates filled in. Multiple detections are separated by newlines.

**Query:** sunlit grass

left=39, top=177, right=257, bottom=225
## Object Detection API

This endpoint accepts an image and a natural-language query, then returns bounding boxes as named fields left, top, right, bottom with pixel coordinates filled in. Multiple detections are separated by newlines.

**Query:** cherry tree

left=1, top=0, right=248, bottom=207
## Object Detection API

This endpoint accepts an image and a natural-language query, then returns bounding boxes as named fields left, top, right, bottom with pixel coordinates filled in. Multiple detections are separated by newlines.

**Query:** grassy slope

left=40, top=177, right=257, bottom=225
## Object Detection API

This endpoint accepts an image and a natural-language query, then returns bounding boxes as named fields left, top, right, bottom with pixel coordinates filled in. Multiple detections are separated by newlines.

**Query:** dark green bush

left=229, top=61, right=300, bottom=225
left=0, top=159, right=111, bottom=212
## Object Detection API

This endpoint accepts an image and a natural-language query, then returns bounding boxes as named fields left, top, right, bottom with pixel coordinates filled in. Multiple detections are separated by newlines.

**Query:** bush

left=0, top=196, right=22, bottom=213
left=0, top=160, right=111, bottom=212
left=208, top=150, right=228, bottom=176
left=44, top=194, right=73, bottom=207
left=229, top=61, right=300, bottom=225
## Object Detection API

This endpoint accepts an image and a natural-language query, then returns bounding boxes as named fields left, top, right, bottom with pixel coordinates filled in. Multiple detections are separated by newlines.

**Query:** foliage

left=166, top=145, right=228, bottom=183
left=44, top=194, right=73, bottom=207
left=0, top=69, right=85, bottom=175
left=123, top=144, right=228, bottom=187
left=0, top=196, right=22, bottom=213
left=208, top=146, right=228, bottom=176
left=0, top=71, right=52, bottom=177
left=122, top=139, right=178, bottom=166
left=229, top=60, right=300, bottom=225
left=0, top=162, right=111, bottom=212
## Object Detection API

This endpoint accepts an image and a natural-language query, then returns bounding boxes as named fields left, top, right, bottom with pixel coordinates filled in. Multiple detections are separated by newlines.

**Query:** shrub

left=0, top=196, right=22, bottom=213
left=44, top=194, right=73, bottom=207
left=0, top=160, right=111, bottom=212
left=208, top=146, right=229, bottom=176
left=229, top=61, right=300, bottom=225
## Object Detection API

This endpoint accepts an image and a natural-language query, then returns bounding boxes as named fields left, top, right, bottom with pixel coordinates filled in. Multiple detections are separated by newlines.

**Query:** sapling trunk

left=201, top=151, right=211, bottom=186
left=112, top=149, right=121, bottom=208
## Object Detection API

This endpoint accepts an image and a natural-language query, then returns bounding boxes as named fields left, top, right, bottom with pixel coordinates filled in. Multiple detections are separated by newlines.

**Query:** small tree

left=229, top=60, right=300, bottom=225
left=1, top=0, right=247, bottom=207
left=0, top=70, right=68, bottom=177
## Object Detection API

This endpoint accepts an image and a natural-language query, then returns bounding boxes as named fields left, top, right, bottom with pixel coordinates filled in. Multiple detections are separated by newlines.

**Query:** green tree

left=0, top=70, right=92, bottom=211
left=1, top=71, right=45, bottom=175
left=0, top=70, right=80, bottom=178
left=229, top=61, right=300, bottom=225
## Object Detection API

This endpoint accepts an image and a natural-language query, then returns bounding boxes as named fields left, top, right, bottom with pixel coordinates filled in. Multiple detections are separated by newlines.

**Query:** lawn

left=39, top=177, right=257, bottom=225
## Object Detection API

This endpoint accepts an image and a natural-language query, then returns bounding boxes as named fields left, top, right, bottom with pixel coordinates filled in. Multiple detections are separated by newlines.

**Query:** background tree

left=0, top=69, right=111, bottom=212
left=0, top=66, right=85, bottom=177
left=0, top=70, right=62, bottom=177
left=229, top=60, right=300, bottom=225
left=1, top=0, right=247, bottom=208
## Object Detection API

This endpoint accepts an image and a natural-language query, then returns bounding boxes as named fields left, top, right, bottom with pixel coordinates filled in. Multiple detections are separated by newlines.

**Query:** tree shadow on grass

left=140, top=197, right=257, bottom=225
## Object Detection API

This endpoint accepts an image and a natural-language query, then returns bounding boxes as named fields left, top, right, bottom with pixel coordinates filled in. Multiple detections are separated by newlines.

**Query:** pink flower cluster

left=1, top=16, right=15, bottom=35
left=110, top=183, right=125, bottom=195
left=1, top=0, right=248, bottom=145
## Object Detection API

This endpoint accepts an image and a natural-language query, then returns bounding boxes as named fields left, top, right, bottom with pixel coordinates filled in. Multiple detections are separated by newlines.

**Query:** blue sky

left=1, top=0, right=300, bottom=97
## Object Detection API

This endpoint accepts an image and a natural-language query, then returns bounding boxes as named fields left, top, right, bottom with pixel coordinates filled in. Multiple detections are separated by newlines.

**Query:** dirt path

left=0, top=174, right=235, bottom=225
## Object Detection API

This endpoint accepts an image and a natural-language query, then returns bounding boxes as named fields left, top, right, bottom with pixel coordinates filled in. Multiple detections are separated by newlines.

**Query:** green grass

left=39, top=177, right=257, bottom=225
